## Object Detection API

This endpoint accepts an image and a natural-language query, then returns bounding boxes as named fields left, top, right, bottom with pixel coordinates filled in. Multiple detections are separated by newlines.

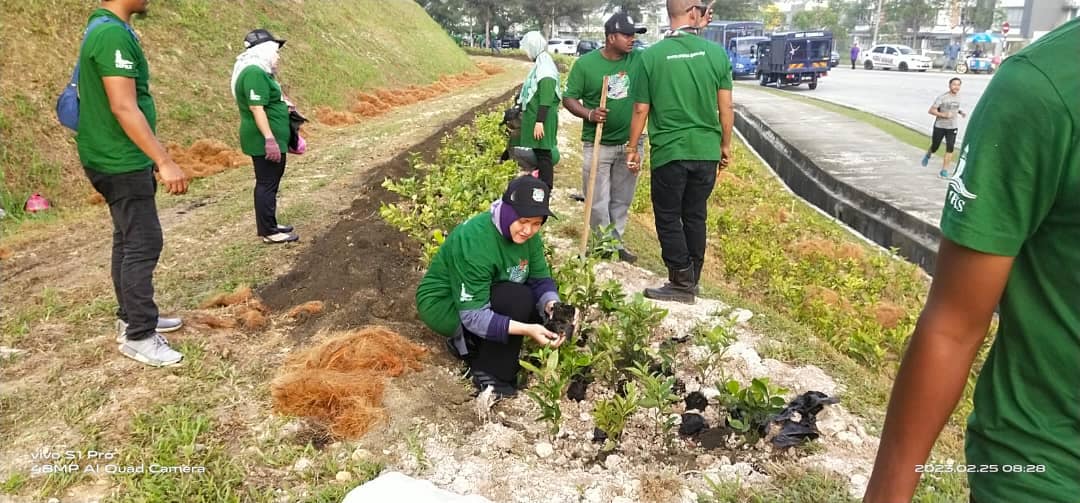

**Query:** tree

left=604, top=0, right=661, bottom=22
left=708, top=0, right=769, bottom=21
left=523, top=0, right=603, bottom=38
left=792, top=5, right=849, bottom=47
left=887, top=0, right=945, bottom=46
left=761, top=4, right=784, bottom=31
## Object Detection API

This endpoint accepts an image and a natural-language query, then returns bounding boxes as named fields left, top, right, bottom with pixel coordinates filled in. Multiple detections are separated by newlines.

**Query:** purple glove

left=264, top=137, right=282, bottom=163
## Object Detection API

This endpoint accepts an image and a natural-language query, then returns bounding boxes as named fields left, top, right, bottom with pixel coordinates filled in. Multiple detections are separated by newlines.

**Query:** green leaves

left=592, top=383, right=640, bottom=452
left=718, top=377, right=790, bottom=443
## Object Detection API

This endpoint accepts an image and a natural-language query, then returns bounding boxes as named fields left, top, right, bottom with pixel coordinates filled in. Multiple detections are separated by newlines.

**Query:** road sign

left=1002, top=22, right=1010, bottom=34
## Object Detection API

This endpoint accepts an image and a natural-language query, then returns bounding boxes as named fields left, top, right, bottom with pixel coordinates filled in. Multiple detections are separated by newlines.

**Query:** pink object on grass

left=289, top=136, right=307, bottom=155
left=24, top=193, right=50, bottom=213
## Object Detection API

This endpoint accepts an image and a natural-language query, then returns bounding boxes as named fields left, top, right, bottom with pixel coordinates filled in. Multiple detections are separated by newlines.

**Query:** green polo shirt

left=415, top=211, right=552, bottom=337
left=629, top=31, right=732, bottom=170
left=233, top=65, right=290, bottom=156
left=938, top=19, right=1079, bottom=503
left=564, top=49, right=638, bottom=145
left=76, top=9, right=155, bottom=174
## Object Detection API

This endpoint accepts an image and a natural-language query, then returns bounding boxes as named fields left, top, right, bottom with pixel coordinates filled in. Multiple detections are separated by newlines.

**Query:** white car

left=863, top=44, right=931, bottom=72
left=548, top=38, right=578, bottom=55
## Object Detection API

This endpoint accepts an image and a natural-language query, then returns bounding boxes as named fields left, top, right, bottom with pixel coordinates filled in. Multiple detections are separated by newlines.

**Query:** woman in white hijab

left=513, top=31, right=562, bottom=189
left=232, top=29, right=298, bottom=244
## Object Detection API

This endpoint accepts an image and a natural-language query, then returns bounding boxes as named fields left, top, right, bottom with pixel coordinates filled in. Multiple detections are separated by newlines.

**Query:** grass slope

left=0, top=0, right=473, bottom=217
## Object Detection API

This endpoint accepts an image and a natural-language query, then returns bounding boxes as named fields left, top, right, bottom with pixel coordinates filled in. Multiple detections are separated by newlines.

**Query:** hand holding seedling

left=526, top=324, right=564, bottom=347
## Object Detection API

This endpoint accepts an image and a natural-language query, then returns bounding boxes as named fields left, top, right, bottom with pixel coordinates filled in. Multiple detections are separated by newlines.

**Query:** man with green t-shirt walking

left=626, top=0, right=734, bottom=304
left=78, top=0, right=188, bottom=367
left=563, top=12, right=646, bottom=264
left=864, top=18, right=1079, bottom=503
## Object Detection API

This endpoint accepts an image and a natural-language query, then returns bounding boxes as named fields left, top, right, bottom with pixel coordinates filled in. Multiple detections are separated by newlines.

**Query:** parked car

left=829, top=50, right=839, bottom=68
left=632, top=39, right=650, bottom=51
left=499, top=37, right=520, bottom=49
left=548, top=38, right=578, bottom=55
left=576, top=40, right=599, bottom=56
left=862, top=44, right=931, bottom=71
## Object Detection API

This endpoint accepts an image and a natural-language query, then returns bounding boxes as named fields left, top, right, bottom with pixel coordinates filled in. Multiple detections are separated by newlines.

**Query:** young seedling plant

left=627, top=361, right=681, bottom=445
left=717, top=377, right=789, bottom=444
left=519, top=344, right=594, bottom=436
left=592, top=382, right=641, bottom=452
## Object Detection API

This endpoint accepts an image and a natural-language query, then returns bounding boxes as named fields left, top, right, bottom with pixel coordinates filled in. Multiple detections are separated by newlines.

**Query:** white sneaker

left=262, top=232, right=299, bottom=244
left=116, top=317, right=183, bottom=343
left=119, top=333, right=183, bottom=367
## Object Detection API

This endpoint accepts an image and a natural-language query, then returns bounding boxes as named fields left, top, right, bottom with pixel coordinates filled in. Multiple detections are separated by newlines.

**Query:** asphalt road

left=736, top=65, right=993, bottom=142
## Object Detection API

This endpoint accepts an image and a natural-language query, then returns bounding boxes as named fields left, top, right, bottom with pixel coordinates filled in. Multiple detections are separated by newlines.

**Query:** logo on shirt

left=946, top=144, right=978, bottom=213
left=507, top=259, right=529, bottom=283
left=607, top=72, right=630, bottom=100
left=249, top=89, right=262, bottom=101
left=459, top=283, right=475, bottom=303
left=114, top=50, right=133, bottom=70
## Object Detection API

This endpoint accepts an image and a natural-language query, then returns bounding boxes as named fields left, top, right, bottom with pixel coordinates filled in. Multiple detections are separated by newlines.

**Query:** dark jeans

left=534, top=148, right=554, bottom=189
left=466, top=282, right=541, bottom=383
left=650, top=160, right=718, bottom=271
left=85, top=167, right=162, bottom=341
left=252, top=154, right=287, bottom=236
left=851, top=58, right=857, bottom=69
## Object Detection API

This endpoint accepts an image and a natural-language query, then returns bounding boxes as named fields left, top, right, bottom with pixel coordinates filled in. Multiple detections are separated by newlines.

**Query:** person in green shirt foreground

left=231, top=29, right=298, bottom=244
left=415, top=176, right=569, bottom=397
left=626, top=0, right=734, bottom=304
left=78, top=0, right=188, bottom=367
left=864, top=18, right=1079, bottom=503
left=562, top=12, right=647, bottom=265
left=515, top=31, right=562, bottom=189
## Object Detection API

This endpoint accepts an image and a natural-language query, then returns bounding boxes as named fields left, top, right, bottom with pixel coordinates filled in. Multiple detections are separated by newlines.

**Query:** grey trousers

left=580, top=142, right=642, bottom=243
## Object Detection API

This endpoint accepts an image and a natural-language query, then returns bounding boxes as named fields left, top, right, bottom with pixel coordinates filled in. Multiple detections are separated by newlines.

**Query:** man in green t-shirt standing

left=78, top=0, right=188, bottom=367
left=563, top=12, right=646, bottom=264
left=865, top=18, right=1079, bottom=503
left=626, top=0, right=734, bottom=303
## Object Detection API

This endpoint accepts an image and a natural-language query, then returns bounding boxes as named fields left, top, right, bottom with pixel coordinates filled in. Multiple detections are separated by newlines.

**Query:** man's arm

left=863, top=238, right=1013, bottom=502
left=717, top=88, right=733, bottom=167
left=625, top=103, right=650, bottom=173
left=561, top=97, right=607, bottom=123
left=102, top=76, right=188, bottom=194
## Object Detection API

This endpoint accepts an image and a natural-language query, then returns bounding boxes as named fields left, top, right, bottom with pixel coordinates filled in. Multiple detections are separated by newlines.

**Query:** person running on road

left=516, top=31, right=562, bottom=189
left=626, top=0, right=734, bottom=304
left=562, top=12, right=647, bottom=264
left=921, top=77, right=966, bottom=177
left=864, top=18, right=1079, bottom=503
left=78, top=0, right=188, bottom=367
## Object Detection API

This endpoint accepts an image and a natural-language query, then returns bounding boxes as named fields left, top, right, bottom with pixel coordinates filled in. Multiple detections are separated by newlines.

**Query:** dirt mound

left=258, top=88, right=518, bottom=343
left=317, top=67, right=500, bottom=125
left=166, top=139, right=248, bottom=180
left=270, top=327, right=428, bottom=438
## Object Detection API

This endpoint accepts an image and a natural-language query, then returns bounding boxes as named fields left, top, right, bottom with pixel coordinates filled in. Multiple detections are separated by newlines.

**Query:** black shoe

left=617, top=248, right=638, bottom=264
left=471, top=370, right=517, bottom=398
left=275, top=224, right=294, bottom=233
left=570, top=193, right=585, bottom=202
left=643, top=266, right=696, bottom=304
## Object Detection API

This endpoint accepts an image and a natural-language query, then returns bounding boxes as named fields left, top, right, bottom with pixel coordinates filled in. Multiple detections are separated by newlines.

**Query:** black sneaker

left=275, top=224, right=294, bottom=233
left=617, top=247, right=638, bottom=264
left=471, top=370, right=517, bottom=398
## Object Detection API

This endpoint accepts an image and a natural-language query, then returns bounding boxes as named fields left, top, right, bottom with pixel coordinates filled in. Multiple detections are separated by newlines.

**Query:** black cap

left=605, top=12, right=647, bottom=35
left=243, top=29, right=286, bottom=49
left=503, top=176, right=556, bottom=219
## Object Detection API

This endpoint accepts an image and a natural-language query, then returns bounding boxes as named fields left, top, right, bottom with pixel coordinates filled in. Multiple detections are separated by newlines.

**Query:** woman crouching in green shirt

left=416, top=176, right=568, bottom=397
left=231, top=29, right=298, bottom=244
left=515, top=31, right=562, bottom=190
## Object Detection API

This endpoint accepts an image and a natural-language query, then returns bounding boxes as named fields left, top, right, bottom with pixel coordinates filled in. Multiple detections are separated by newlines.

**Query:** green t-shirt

left=415, top=210, right=552, bottom=337
left=629, top=31, right=732, bottom=170
left=517, top=77, right=559, bottom=151
left=564, top=49, right=638, bottom=145
left=76, top=9, right=156, bottom=174
left=234, top=65, right=290, bottom=156
left=938, top=19, right=1079, bottom=503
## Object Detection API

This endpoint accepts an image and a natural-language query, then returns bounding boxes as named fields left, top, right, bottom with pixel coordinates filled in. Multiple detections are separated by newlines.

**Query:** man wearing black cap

left=563, top=12, right=647, bottom=264
left=627, top=0, right=733, bottom=304
left=416, top=175, right=568, bottom=397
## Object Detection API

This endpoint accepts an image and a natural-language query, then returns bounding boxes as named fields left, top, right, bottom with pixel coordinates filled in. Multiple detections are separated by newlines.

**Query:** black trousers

left=851, top=58, right=857, bottom=69
left=85, top=167, right=162, bottom=341
left=466, top=282, right=541, bottom=383
left=252, top=154, right=287, bottom=236
left=929, top=126, right=958, bottom=154
left=650, top=160, right=718, bottom=271
left=534, top=148, right=554, bottom=189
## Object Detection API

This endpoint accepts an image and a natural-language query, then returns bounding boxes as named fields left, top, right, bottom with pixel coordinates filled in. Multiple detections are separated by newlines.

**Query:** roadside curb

left=734, top=104, right=942, bottom=274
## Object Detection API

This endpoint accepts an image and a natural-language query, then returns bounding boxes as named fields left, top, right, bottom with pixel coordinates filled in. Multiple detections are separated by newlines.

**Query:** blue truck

left=727, top=35, right=770, bottom=78
left=755, top=30, right=834, bottom=90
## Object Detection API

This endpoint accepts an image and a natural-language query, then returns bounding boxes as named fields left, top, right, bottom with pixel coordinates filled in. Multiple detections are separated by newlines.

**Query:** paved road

left=736, top=66, right=993, bottom=142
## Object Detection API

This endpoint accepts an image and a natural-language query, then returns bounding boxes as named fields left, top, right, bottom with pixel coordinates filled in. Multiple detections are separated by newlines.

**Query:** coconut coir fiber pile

left=271, top=327, right=428, bottom=438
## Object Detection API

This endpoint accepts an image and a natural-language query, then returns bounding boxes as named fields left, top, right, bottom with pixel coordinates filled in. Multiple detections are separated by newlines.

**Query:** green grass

left=747, top=85, right=931, bottom=150
left=699, top=466, right=858, bottom=503
left=0, top=0, right=475, bottom=221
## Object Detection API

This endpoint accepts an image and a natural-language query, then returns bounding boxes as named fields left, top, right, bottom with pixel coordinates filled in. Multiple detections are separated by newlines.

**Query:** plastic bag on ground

left=342, top=471, right=495, bottom=503
left=767, top=390, right=839, bottom=448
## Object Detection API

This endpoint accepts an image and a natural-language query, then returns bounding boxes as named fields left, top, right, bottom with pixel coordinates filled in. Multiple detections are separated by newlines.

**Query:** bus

left=702, top=20, right=765, bottom=47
